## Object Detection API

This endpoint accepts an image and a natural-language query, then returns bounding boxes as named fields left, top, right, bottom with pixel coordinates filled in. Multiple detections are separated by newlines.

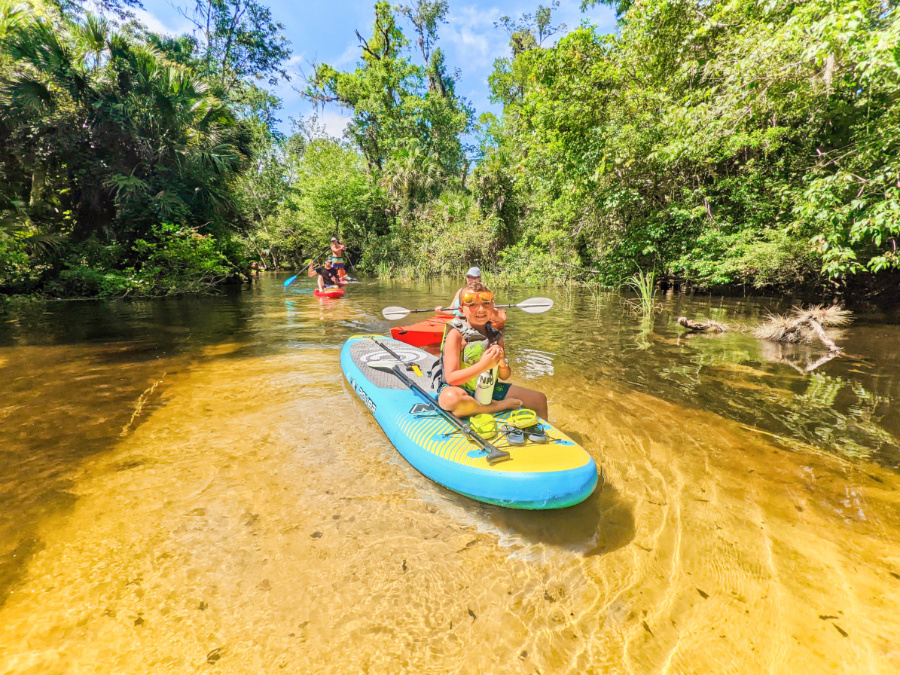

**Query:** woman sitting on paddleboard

left=437, top=281, right=547, bottom=419
left=435, top=267, right=507, bottom=328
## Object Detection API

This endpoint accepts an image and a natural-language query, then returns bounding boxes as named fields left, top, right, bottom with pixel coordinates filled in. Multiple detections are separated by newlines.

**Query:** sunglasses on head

left=460, top=291, right=494, bottom=307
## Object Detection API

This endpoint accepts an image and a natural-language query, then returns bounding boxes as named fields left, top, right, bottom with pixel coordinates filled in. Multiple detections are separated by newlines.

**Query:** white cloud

left=319, top=109, right=352, bottom=138
left=443, top=5, right=508, bottom=70
left=286, top=53, right=307, bottom=68
left=132, top=8, right=194, bottom=37
left=332, top=41, right=361, bottom=68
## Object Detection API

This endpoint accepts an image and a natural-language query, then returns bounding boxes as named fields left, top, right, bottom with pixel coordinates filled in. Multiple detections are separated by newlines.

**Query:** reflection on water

left=1, top=276, right=899, bottom=673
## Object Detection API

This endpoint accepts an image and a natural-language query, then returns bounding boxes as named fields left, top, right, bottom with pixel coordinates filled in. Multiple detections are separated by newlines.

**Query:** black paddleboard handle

left=372, top=340, right=511, bottom=465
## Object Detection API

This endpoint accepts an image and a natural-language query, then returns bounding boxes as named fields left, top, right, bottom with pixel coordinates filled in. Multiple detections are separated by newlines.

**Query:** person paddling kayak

left=308, top=259, right=346, bottom=292
left=435, top=267, right=507, bottom=328
left=436, top=281, right=547, bottom=419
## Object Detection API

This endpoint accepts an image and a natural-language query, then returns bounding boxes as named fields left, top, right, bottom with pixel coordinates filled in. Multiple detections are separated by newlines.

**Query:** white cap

left=466, top=266, right=482, bottom=278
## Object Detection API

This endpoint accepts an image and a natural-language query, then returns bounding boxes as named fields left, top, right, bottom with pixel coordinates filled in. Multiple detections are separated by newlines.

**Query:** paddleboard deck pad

left=341, top=335, right=598, bottom=509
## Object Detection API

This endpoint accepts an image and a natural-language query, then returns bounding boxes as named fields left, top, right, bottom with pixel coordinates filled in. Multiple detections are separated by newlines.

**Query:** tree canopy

left=2, top=0, right=899, bottom=299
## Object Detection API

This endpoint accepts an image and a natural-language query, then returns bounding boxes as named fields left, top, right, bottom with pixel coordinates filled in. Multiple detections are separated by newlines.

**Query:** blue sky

left=134, top=0, right=617, bottom=136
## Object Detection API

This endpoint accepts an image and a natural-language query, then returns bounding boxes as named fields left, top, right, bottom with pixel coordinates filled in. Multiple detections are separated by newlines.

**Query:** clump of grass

left=624, top=270, right=658, bottom=316
left=479, top=269, right=514, bottom=290
left=374, top=260, right=394, bottom=279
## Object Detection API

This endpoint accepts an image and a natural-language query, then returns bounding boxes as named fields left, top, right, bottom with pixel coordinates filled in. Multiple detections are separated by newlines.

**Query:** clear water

left=1, top=276, right=898, bottom=673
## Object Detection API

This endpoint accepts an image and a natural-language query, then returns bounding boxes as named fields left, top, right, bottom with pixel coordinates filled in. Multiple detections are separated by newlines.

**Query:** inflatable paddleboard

left=314, top=287, right=344, bottom=298
left=341, top=335, right=598, bottom=509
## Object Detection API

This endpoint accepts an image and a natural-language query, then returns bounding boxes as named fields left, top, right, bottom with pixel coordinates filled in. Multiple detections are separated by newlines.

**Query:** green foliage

left=475, top=0, right=900, bottom=290
left=178, top=0, right=291, bottom=92
left=6, top=0, right=899, bottom=298
left=0, top=2, right=285, bottom=297
left=49, top=225, right=233, bottom=297
left=131, top=224, right=233, bottom=295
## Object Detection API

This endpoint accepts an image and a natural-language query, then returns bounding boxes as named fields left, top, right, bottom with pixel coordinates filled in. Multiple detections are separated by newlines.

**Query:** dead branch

left=678, top=305, right=851, bottom=354
left=753, top=305, right=850, bottom=352
left=677, top=316, right=730, bottom=333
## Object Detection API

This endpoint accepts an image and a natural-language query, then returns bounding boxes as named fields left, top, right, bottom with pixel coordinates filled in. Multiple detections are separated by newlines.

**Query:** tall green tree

left=305, top=0, right=472, bottom=185
left=179, top=0, right=291, bottom=92
left=0, top=3, right=254, bottom=293
left=480, top=0, right=900, bottom=289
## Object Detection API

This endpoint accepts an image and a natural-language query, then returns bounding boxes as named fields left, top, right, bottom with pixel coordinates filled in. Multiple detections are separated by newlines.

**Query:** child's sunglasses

left=460, top=291, right=494, bottom=307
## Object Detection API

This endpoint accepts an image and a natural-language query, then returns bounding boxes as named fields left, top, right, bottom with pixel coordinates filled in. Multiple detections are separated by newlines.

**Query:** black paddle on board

left=368, top=339, right=511, bottom=465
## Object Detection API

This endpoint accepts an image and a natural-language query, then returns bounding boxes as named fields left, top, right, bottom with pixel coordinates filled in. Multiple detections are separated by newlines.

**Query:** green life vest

left=437, top=318, right=500, bottom=393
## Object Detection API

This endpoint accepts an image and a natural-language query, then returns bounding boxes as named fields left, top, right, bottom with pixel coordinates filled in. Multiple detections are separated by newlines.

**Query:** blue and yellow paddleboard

left=341, top=336, right=598, bottom=509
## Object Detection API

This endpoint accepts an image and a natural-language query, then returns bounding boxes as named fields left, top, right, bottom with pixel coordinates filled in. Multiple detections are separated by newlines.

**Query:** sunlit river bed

left=1, top=275, right=899, bottom=673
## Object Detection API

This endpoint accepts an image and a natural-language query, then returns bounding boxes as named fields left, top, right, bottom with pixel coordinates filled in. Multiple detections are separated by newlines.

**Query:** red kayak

left=391, top=314, right=453, bottom=347
left=314, top=287, right=344, bottom=299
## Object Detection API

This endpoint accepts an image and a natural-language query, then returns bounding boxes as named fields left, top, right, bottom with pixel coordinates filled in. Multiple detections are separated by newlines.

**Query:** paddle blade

left=283, top=275, right=298, bottom=287
left=515, top=297, right=554, bottom=313
left=382, top=306, right=412, bottom=320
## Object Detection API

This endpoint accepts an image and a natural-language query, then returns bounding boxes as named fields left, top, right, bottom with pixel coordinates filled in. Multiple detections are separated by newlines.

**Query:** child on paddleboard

left=437, top=281, right=548, bottom=419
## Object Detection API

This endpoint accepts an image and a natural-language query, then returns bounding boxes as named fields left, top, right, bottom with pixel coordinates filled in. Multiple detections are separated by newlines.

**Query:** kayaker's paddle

left=368, top=339, right=511, bottom=465
left=381, top=297, right=554, bottom=321
left=283, top=247, right=331, bottom=287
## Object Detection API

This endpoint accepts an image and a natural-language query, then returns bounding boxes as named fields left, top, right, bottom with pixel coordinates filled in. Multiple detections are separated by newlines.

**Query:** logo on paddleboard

left=409, top=403, right=434, bottom=414
left=350, top=378, right=377, bottom=412
left=361, top=349, right=419, bottom=366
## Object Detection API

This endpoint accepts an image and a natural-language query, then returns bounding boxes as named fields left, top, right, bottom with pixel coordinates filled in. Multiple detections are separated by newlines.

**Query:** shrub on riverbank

left=33, top=225, right=241, bottom=298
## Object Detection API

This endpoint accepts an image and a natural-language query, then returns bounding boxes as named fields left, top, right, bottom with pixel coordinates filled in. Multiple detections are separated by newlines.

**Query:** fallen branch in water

left=677, top=317, right=731, bottom=333
left=677, top=305, right=852, bottom=364
left=753, top=305, right=851, bottom=352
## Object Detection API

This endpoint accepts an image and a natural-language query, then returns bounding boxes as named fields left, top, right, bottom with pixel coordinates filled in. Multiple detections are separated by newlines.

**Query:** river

left=1, top=275, right=898, bottom=673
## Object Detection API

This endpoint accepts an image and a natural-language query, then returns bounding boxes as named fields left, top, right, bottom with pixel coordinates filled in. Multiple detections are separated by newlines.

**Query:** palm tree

left=0, top=6, right=251, bottom=245
left=380, top=145, right=442, bottom=225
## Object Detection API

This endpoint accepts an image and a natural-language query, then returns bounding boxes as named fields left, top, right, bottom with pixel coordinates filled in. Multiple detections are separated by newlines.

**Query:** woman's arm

left=443, top=330, right=501, bottom=387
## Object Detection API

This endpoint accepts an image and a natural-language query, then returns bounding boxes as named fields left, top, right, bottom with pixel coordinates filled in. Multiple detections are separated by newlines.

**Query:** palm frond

left=76, top=13, right=109, bottom=59
left=3, top=73, right=54, bottom=114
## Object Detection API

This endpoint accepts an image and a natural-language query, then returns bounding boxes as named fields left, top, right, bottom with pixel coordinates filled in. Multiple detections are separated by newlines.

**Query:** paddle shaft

left=372, top=340, right=510, bottom=465
left=383, top=298, right=552, bottom=320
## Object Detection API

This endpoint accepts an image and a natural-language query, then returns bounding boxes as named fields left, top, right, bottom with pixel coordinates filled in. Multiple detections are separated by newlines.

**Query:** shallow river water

left=1, top=275, right=899, bottom=673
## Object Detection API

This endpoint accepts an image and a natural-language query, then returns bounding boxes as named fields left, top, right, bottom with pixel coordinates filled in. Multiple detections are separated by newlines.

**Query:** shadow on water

left=471, top=475, right=635, bottom=557
left=468, top=429, right=636, bottom=556
left=0, top=290, right=270, bottom=610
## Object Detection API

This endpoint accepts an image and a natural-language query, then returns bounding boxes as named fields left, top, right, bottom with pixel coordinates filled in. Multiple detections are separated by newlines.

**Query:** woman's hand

left=435, top=306, right=443, bottom=313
